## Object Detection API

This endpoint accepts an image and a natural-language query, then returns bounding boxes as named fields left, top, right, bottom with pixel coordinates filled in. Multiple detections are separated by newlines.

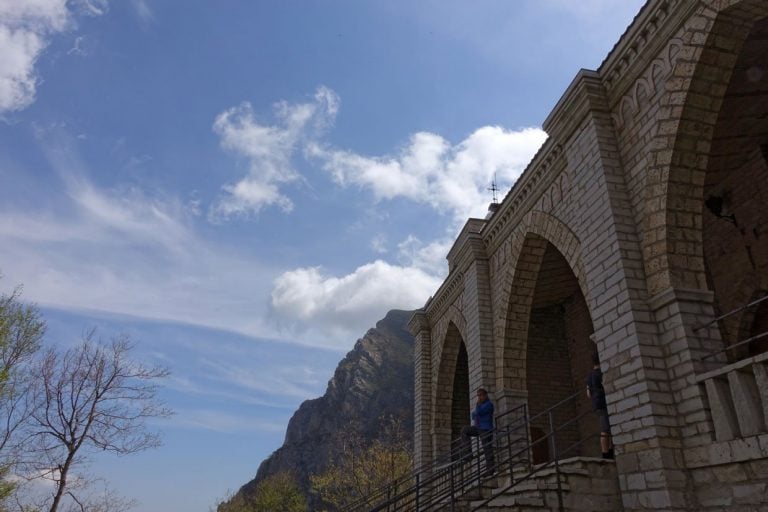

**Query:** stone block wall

left=526, top=304, right=579, bottom=456
left=409, top=1, right=768, bottom=510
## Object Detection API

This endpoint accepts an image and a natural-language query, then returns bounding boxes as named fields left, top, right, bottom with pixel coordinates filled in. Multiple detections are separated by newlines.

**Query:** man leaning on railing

left=461, top=388, right=496, bottom=475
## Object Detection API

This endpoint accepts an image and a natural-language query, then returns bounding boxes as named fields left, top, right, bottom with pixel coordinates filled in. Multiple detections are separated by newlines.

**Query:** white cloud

left=397, top=235, right=453, bottom=276
left=211, top=86, right=339, bottom=219
left=0, top=0, right=105, bottom=114
left=212, top=86, right=544, bottom=224
left=309, top=125, right=547, bottom=221
left=271, top=260, right=442, bottom=343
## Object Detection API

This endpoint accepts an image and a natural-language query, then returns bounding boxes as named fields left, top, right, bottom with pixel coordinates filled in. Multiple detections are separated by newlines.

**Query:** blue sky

left=0, top=0, right=644, bottom=510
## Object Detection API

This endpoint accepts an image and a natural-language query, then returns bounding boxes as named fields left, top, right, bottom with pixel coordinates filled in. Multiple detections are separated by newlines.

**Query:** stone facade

left=408, top=1, right=768, bottom=510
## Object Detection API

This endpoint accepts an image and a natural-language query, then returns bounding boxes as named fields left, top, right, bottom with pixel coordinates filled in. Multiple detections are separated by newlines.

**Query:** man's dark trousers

left=461, top=426, right=495, bottom=471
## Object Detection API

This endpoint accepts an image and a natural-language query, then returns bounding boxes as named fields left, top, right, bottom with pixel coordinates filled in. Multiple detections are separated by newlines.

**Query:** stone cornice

left=543, top=70, right=609, bottom=144
left=408, top=309, right=430, bottom=336
left=446, top=218, right=486, bottom=272
left=481, top=138, right=566, bottom=254
left=424, top=268, right=465, bottom=323
left=647, top=286, right=715, bottom=312
left=598, top=0, right=698, bottom=106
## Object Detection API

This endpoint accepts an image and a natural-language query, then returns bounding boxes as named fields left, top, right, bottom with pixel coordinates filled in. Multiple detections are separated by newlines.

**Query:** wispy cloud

left=198, top=358, right=324, bottom=400
left=171, top=409, right=288, bottom=434
left=210, top=86, right=339, bottom=219
left=131, top=0, right=154, bottom=27
left=0, top=132, right=285, bottom=345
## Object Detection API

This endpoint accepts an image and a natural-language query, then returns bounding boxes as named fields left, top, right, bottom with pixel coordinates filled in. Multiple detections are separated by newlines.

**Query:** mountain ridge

left=223, top=309, right=415, bottom=509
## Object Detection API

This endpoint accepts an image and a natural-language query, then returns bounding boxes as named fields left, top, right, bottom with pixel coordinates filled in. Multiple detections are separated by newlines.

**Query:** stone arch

left=433, top=314, right=469, bottom=457
left=495, top=211, right=591, bottom=392
left=432, top=304, right=467, bottom=376
left=495, top=222, right=597, bottom=458
left=650, top=60, right=668, bottom=87
left=634, top=77, right=653, bottom=106
left=525, top=211, right=587, bottom=298
left=643, top=0, right=768, bottom=296
left=616, top=95, right=637, bottom=131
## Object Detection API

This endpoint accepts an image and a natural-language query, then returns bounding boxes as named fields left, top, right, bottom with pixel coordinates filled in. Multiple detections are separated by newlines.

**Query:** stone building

left=408, top=0, right=768, bottom=510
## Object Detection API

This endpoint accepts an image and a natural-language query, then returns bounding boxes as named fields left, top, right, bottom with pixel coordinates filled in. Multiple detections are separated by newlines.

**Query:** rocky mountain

left=222, top=309, right=415, bottom=510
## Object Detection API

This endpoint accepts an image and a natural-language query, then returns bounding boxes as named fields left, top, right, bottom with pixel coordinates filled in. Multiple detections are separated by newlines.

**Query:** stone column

left=647, top=287, right=723, bottom=446
left=495, top=388, right=529, bottom=428
left=546, top=71, right=691, bottom=510
left=462, top=239, right=496, bottom=395
left=409, top=309, right=433, bottom=470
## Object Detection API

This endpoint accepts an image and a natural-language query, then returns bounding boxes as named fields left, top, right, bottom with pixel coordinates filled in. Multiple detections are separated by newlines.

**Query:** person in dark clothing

left=461, top=388, right=495, bottom=474
left=586, top=352, right=614, bottom=459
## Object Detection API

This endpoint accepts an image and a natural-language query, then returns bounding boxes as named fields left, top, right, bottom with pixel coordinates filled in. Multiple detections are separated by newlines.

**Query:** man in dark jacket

left=586, top=353, right=614, bottom=459
left=461, top=388, right=495, bottom=474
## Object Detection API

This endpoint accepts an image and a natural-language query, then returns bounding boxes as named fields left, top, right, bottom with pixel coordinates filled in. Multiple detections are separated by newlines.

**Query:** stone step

left=471, top=491, right=546, bottom=509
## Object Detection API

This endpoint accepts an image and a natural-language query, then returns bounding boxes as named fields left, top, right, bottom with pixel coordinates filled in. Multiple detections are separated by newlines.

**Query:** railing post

left=548, top=411, right=564, bottom=512
left=474, top=436, right=482, bottom=487
left=449, top=460, right=456, bottom=512
left=525, top=405, right=532, bottom=471
left=507, top=426, right=514, bottom=481
left=415, top=472, right=420, bottom=512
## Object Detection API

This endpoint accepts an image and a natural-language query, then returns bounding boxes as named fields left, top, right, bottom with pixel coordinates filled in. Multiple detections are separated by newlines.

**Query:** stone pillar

left=495, top=388, right=529, bottom=428
left=462, top=238, right=496, bottom=395
left=648, top=287, right=724, bottom=448
left=546, top=71, right=691, bottom=510
left=408, top=309, right=433, bottom=470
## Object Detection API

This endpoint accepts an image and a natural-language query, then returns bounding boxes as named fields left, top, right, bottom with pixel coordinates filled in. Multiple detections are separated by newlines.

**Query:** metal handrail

left=470, top=393, right=603, bottom=512
left=346, top=390, right=601, bottom=511
left=692, top=294, right=768, bottom=332
left=343, top=402, right=528, bottom=511
left=343, top=402, right=531, bottom=511
left=688, top=293, right=768, bottom=362
left=700, top=330, right=768, bottom=360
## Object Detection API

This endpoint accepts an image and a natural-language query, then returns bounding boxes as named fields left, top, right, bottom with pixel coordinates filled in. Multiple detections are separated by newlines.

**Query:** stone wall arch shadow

left=432, top=309, right=469, bottom=458
left=496, top=211, right=589, bottom=393
left=495, top=214, right=598, bottom=458
left=642, top=0, right=768, bottom=296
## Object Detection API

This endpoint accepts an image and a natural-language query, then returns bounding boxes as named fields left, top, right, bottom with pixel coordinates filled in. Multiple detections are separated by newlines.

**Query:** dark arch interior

left=702, top=16, right=768, bottom=360
left=451, top=341, right=470, bottom=443
left=525, top=242, right=598, bottom=459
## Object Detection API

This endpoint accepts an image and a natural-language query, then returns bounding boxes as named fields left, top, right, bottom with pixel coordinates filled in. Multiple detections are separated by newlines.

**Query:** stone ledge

left=647, top=286, right=715, bottom=312
left=684, top=433, right=768, bottom=468
left=695, top=351, right=768, bottom=383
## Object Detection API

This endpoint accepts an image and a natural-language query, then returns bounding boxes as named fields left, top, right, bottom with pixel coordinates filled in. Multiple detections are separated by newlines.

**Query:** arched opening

left=525, top=242, right=597, bottom=459
left=451, top=342, right=470, bottom=442
left=433, top=321, right=469, bottom=458
left=701, top=15, right=768, bottom=362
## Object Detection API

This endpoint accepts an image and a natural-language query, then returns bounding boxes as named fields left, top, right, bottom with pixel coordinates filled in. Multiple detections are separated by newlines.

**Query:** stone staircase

left=464, top=457, right=620, bottom=512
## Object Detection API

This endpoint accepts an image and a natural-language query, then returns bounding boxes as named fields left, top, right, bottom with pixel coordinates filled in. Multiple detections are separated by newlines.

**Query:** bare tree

left=19, top=333, right=171, bottom=512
